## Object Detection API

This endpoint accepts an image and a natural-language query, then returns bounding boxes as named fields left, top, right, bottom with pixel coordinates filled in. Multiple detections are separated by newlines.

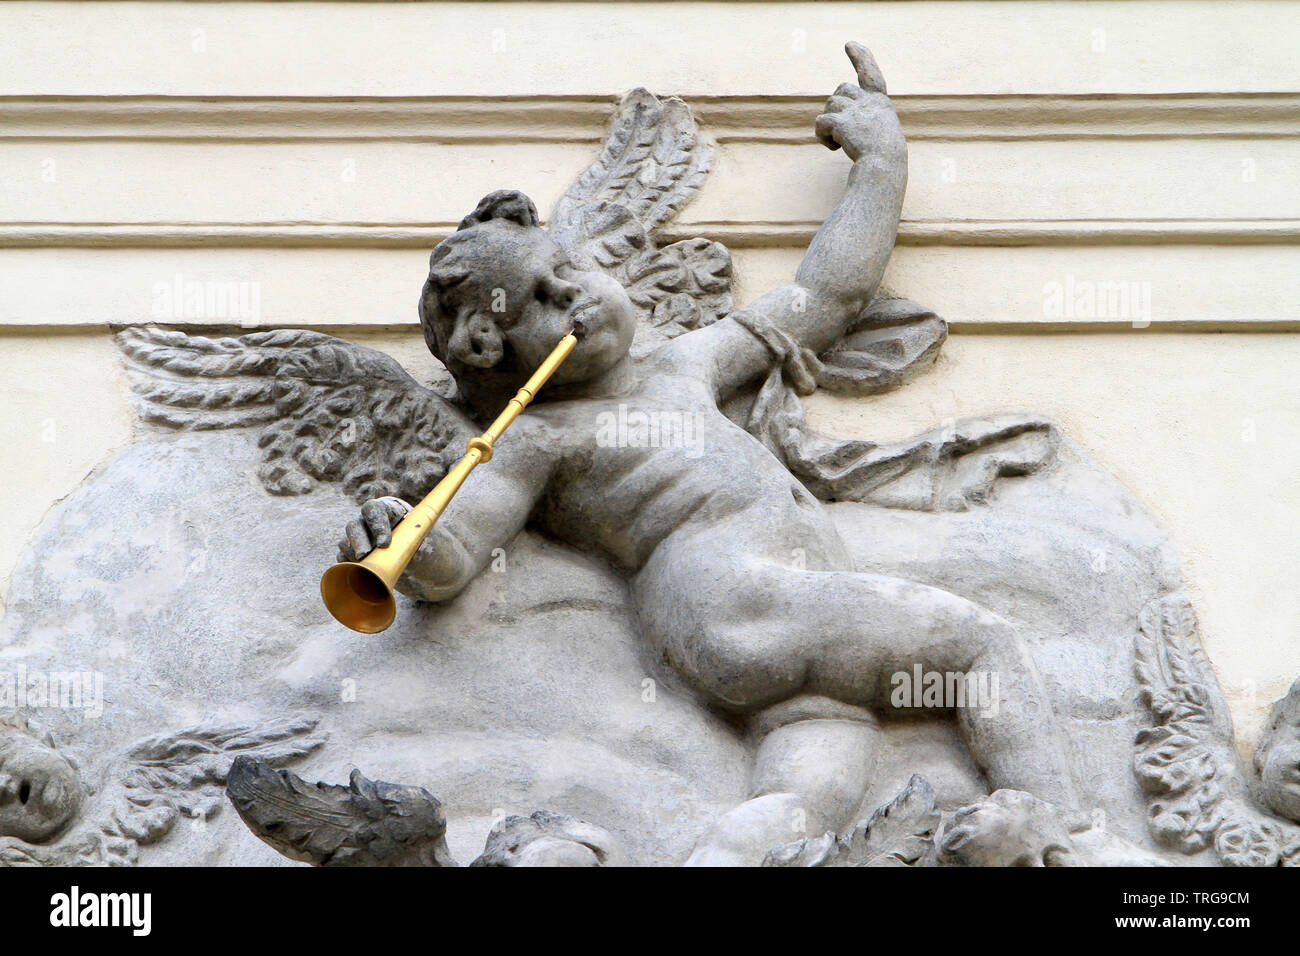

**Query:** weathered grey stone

left=1256, top=679, right=1300, bottom=825
left=764, top=774, right=940, bottom=867
left=939, top=788, right=1170, bottom=867
left=227, top=759, right=456, bottom=867
left=471, top=810, right=620, bottom=867
left=0, top=41, right=1291, bottom=867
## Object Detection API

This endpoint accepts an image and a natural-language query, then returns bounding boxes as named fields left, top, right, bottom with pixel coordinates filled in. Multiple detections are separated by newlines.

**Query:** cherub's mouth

left=569, top=297, right=601, bottom=337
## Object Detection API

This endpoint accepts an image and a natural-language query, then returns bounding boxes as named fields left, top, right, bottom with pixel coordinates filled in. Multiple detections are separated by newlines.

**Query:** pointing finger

left=846, top=41, right=887, bottom=94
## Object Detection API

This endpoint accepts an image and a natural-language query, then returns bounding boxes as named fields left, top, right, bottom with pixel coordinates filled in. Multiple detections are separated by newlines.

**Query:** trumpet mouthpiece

left=320, top=561, right=397, bottom=634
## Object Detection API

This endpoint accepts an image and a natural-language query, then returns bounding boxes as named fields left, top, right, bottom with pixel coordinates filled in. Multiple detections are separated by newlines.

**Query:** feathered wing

left=556, top=92, right=1054, bottom=507
left=117, top=326, right=477, bottom=504
left=549, top=89, right=733, bottom=349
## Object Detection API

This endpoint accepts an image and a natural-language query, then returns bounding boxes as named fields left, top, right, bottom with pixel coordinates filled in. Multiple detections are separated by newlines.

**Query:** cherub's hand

left=815, top=42, right=904, bottom=164
left=338, top=496, right=412, bottom=561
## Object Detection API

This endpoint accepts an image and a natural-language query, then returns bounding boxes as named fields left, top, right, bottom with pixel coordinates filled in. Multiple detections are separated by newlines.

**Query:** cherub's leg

left=686, top=703, right=879, bottom=867
left=637, top=552, right=1078, bottom=816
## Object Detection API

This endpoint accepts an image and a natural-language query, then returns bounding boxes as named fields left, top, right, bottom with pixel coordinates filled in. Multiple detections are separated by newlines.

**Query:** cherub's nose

left=539, top=275, right=579, bottom=310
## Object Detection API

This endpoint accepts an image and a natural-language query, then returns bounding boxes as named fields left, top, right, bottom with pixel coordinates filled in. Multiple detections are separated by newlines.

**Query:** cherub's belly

left=543, top=441, right=846, bottom=575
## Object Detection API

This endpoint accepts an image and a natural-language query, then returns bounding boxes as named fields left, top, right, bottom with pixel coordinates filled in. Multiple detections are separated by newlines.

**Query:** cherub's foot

left=685, top=793, right=808, bottom=866
left=0, top=714, right=82, bottom=843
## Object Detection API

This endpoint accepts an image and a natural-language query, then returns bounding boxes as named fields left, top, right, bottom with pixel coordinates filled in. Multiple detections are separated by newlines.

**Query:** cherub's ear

left=447, top=310, right=505, bottom=369
left=459, top=190, right=540, bottom=230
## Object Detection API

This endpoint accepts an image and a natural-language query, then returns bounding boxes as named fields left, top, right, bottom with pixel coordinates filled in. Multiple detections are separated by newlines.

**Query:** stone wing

left=549, top=89, right=733, bottom=349
left=116, top=326, right=477, bottom=504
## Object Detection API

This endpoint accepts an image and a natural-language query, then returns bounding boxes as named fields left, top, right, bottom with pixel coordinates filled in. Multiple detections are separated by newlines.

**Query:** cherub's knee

left=680, top=624, right=804, bottom=711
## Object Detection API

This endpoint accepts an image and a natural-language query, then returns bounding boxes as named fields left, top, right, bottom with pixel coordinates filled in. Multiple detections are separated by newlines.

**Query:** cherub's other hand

left=338, top=496, right=412, bottom=561
left=815, top=42, right=904, bottom=164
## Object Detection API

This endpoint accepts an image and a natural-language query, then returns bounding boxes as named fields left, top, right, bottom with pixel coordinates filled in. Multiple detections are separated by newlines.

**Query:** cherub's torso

left=520, top=361, right=848, bottom=577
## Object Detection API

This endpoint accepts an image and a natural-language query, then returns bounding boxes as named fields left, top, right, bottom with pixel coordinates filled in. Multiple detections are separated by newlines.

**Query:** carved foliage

left=1134, top=594, right=1285, bottom=866
left=227, top=760, right=455, bottom=867
left=763, top=774, right=939, bottom=867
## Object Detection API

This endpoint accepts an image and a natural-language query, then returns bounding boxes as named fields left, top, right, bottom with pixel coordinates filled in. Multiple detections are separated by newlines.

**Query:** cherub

left=1255, top=678, right=1300, bottom=823
left=938, top=789, right=1169, bottom=867
left=0, top=712, right=82, bottom=845
left=328, top=43, right=1078, bottom=864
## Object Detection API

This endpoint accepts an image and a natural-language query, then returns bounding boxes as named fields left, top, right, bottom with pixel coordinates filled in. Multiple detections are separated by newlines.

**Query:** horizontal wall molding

left=8, top=319, right=1298, bottom=337
left=5, top=219, right=1299, bottom=250
left=4, top=93, right=1300, bottom=144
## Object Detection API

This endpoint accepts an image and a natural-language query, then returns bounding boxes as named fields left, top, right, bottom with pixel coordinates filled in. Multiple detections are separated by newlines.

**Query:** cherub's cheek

left=1267, top=745, right=1300, bottom=777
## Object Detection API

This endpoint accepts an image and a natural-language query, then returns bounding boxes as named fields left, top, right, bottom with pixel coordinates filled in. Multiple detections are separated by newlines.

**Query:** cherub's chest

left=532, top=382, right=728, bottom=493
left=534, top=376, right=717, bottom=455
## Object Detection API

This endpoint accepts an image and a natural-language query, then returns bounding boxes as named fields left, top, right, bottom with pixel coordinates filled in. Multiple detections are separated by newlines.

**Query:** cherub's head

left=419, top=190, right=637, bottom=413
left=1255, top=679, right=1300, bottom=822
left=0, top=712, right=82, bottom=843
left=939, top=789, right=1078, bottom=867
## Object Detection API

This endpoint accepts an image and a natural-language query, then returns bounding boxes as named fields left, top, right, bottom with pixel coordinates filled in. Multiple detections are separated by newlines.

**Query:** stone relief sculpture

left=0, top=712, right=323, bottom=866
left=0, top=42, right=1295, bottom=866
left=1253, top=678, right=1300, bottom=830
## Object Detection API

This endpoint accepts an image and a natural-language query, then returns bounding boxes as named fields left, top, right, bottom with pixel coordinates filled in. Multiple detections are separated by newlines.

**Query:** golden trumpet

left=321, top=331, right=579, bottom=633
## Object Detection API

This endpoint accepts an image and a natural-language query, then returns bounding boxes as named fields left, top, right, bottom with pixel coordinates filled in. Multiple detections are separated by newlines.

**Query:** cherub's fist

left=815, top=42, right=905, bottom=164
left=338, top=496, right=412, bottom=561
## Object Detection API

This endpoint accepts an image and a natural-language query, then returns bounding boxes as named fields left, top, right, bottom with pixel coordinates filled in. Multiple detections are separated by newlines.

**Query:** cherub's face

left=940, top=789, right=1074, bottom=867
left=440, top=222, right=637, bottom=386
left=0, top=730, right=82, bottom=843
left=1258, top=716, right=1300, bottom=822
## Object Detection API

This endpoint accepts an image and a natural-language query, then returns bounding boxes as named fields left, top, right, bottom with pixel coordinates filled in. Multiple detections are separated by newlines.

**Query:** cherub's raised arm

left=665, top=43, right=908, bottom=397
